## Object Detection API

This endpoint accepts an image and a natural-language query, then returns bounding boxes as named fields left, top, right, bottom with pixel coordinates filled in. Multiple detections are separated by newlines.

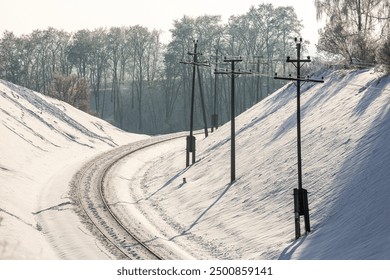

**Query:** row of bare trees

left=162, top=4, right=302, bottom=133
left=0, top=4, right=304, bottom=134
left=315, top=0, right=390, bottom=66
left=0, top=26, right=161, bottom=128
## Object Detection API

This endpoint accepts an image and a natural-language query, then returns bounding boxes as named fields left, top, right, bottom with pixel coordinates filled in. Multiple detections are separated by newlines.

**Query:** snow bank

left=0, top=81, right=148, bottom=259
left=1, top=67, right=389, bottom=260
left=131, top=68, right=390, bottom=259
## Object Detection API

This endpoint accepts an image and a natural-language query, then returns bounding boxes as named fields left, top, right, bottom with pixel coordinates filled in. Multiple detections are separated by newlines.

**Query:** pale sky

left=1, top=0, right=323, bottom=54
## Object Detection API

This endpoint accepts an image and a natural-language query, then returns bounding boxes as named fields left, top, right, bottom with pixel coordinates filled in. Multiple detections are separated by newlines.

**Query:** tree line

left=0, top=4, right=304, bottom=134
left=315, top=0, right=390, bottom=67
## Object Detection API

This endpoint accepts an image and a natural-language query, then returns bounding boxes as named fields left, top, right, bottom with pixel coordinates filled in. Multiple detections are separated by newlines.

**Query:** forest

left=0, top=1, right=389, bottom=134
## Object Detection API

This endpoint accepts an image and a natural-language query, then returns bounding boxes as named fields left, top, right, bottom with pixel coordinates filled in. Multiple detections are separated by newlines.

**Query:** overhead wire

left=194, top=51, right=390, bottom=94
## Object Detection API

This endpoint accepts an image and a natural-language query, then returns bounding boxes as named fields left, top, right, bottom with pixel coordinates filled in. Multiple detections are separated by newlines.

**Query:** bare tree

left=377, top=36, right=390, bottom=71
left=49, top=74, right=89, bottom=111
left=88, top=28, right=110, bottom=116
left=315, top=0, right=390, bottom=63
left=0, top=31, right=23, bottom=84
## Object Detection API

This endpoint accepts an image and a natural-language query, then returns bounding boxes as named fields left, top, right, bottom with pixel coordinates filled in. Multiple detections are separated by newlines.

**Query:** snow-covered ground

left=106, top=68, right=390, bottom=260
left=0, top=81, right=148, bottom=259
left=1, top=67, right=389, bottom=260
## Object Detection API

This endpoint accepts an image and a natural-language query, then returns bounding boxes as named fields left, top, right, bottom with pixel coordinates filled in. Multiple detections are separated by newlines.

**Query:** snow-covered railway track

left=73, top=132, right=189, bottom=260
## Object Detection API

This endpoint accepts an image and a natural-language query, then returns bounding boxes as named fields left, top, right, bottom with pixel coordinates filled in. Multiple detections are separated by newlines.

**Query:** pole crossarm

left=274, top=75, right=324, bottom=83
left=180, top=61, right=211, bottom=67
left=223, top=56, right=243, bottom=63
left=188, top=51, right=203, bottom=56
left=215, top=66, right=253, bottom=76
left=286, top=57, right=312, bottom=63
left=214, top=70, right=253, bottom=75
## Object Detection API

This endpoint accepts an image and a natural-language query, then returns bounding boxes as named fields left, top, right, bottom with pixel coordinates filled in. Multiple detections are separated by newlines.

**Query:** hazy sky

left=1, top=0, right=323, bottom=53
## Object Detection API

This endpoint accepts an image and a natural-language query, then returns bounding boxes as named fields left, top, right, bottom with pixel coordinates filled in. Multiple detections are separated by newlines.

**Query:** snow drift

left=0, top=80, right=147, bottom=259
left=131, top=68, right=390, bottom=259
left=1, top=67, right=389, bottom=260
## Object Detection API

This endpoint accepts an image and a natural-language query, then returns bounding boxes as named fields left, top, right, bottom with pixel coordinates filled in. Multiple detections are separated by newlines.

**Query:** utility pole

left=274, top=38, right=324, bottom=240
left=255, top=56, right=261, bottom=102
left=180, top=40, right=210, bottom=167
left=197, top=66, right=209, bottom=138
left=211, top=47, right=219, bottom=133
left=251, top=55, right=269, bottom=102
left=215, top=57, right=252, bottom=183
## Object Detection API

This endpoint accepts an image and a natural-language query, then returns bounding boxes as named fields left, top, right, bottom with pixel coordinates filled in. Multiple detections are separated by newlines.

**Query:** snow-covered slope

left=1, top=67, right=389, bottom=260
left=133, top=68, right=390, bottom=259
left=0, top=80, right=148, bottom=259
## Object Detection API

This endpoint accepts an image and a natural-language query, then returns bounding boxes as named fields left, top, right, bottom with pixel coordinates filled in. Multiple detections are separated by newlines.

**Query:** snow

left=0, top=68, right=389, bottom=260
left=0, top=81, right=148, bottom=259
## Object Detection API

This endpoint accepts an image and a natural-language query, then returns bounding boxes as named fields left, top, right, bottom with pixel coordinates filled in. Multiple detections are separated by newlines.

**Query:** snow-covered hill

left=0, top=80, right=148, bottom=259
left=1, top=67, right=389, bottom=260
left=132, top=68, right=390, bottom=259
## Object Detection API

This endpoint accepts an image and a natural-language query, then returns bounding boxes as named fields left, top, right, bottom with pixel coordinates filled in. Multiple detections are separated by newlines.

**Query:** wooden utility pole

left=197, top=66, right=209, bottom=138
left=180, top=40, right=210, bottom=167
left=274, top=38, right=324, bottom=239
left=252, top=55, right=267, bottom=102
left=211, top=47, right=219, bottom=133
left=215, top=57, right=252, bottom=183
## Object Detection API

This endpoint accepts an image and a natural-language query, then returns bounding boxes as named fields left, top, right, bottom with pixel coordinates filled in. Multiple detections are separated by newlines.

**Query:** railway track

left=72, top=132, right=192, bottom=260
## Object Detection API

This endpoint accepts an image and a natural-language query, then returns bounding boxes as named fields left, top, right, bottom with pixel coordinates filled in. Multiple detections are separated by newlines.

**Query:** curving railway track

left=72, top=132, right=191, bottom=260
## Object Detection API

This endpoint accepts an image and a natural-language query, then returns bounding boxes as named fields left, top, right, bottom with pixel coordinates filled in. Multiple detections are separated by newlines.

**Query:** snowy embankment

left=112, top=68, right=390, bottom=259
left=1, top=67, right=389, bottom=260
left=0, top=81, right=148, bottom=259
